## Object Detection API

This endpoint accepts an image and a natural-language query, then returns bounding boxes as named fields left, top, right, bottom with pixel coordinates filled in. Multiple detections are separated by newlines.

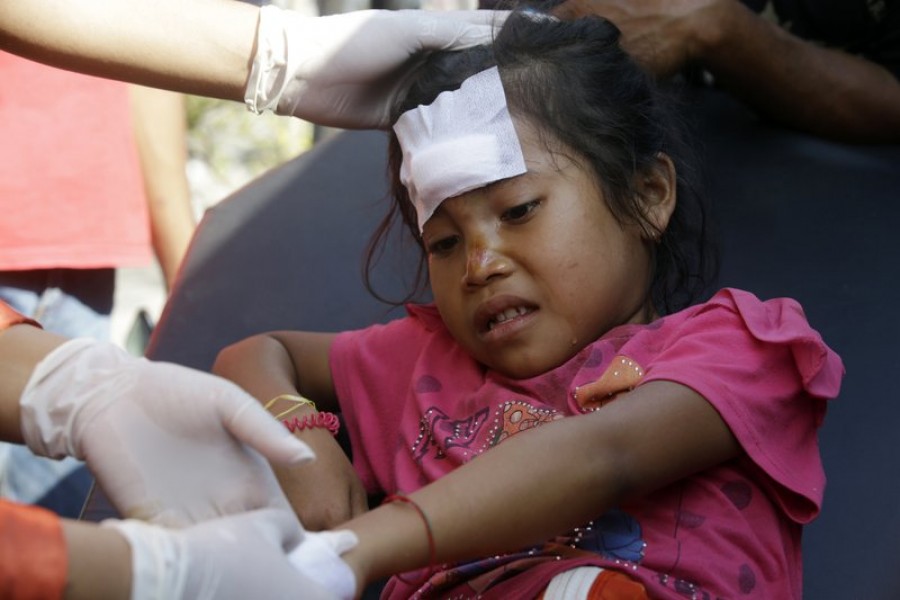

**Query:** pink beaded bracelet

left=283, top=412, right=340, bottom=436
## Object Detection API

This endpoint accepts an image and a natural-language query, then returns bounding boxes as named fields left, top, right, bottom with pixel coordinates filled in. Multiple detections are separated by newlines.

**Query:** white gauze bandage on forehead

left=394, top=66, right=527, bottom=233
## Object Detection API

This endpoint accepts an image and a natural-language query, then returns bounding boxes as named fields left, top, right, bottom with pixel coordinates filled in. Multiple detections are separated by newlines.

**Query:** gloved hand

left=244, top=7, right=506, bottom=129
left=289, top=528, right=360, bottom=600
left=104, top=508, right=336, bottom=600
left=19, top=338, right=314, bottom=526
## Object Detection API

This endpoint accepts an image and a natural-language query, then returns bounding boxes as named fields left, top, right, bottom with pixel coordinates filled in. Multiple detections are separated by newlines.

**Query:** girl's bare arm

left=340, top=380, right=740, bottom=589
left=214, top=332, right=369, bottom=530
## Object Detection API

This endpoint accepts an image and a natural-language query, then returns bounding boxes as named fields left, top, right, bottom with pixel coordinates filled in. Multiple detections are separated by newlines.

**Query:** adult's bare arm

left=0, top=0, right=257, bottom=101
left=129, top=85, right=195, bottom=290
left=1, top=0, right=504, bottom=129
left=214, top=332, right=370, bottom=531
left=554, top=0, right=900, bottom=143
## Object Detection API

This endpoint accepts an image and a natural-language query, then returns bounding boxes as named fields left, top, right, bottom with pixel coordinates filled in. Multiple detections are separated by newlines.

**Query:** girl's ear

left=637, top=153, right=677, bottom=239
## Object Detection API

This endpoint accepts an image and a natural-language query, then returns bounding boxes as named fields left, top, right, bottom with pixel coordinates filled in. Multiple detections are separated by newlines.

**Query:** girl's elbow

left=212, top=334, right=270, bottom=376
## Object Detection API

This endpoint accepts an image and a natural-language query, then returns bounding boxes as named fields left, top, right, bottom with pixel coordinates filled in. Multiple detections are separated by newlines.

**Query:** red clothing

left=0, top=500, right=67, bottom=600
left=0, top=52, right=152, bottom=271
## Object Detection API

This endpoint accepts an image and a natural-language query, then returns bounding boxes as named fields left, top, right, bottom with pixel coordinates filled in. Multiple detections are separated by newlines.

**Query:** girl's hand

left=275, top=427, right=369, bottom=531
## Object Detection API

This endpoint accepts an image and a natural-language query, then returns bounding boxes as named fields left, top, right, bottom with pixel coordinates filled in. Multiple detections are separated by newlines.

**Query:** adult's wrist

left=690, top=0, right=754, bottom=66
left=61, top=519, right=132, bottom=600
left=0, top=325, right=66, bottom=446
left=690, top=0, right=769, bottom=70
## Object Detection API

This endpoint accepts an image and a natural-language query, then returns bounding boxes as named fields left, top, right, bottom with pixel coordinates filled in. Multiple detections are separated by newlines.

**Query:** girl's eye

left=501, top=199, right=541, bottom=223
left=426, top=235, right=459, bottom=256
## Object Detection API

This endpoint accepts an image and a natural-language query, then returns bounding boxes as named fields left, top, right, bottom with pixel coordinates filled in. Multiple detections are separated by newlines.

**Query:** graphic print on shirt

left=412, top=398, right=565, bottom=464
left=407, top=355, right=666, bottom=595
left=411, top=406, right=490, bottom=462
left=412, top=354, right=646, bottom=464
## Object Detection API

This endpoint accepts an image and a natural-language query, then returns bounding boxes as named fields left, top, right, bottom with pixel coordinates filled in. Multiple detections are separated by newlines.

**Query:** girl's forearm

left=341, top=382, right=738, bottom=587
left=0, top=0, right=258, bottom=101
left=341, top=410, right=626, bottom=585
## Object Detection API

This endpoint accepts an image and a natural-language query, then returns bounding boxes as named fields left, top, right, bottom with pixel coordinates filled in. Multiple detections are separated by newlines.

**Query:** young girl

left=214, top=9, right=843, bottom=599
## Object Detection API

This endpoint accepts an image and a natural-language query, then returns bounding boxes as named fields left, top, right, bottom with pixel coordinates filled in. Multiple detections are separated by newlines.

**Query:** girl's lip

left=473, top=294, right=539, bottom=336
left=480, top=306, right=538, bottom=343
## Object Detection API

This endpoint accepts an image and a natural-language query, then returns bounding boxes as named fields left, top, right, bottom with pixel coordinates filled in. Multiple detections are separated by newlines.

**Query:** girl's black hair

left=365, top=8, right=717, bottom=314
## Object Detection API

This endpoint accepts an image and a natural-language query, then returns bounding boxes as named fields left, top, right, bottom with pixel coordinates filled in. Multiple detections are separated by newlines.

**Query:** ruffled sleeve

left=642, top=288, right=844, bottom=523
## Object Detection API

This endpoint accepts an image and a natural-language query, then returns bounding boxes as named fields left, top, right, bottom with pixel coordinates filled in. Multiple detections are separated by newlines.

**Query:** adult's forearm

left=0, top=325, right=67, bottom=444
left=61, top=520, right=133, bottom=600
left=0, top=0, right=258, bottom=101
left=698, top=0, right=900, bottom=143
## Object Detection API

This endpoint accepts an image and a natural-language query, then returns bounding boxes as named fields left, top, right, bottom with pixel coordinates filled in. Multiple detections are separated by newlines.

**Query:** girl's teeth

left=489, top=307, right=528, bottom=330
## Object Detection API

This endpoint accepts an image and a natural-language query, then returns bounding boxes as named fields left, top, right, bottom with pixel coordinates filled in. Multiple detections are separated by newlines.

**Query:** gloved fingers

left=288, top=529, right=360, bottom=600
left=221, top=395, right=316, bottom=465
left=234, top=507, right=308, bottom=552
left=425, top=9, right=511, bottom=27
left=319, top=529, right=360, bottom=555
left=415, top=19, right=496, bottom=51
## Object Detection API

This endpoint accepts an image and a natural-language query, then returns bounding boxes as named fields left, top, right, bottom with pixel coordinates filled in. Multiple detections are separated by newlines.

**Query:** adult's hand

left=245, top=7, right=507, bottom=128
left=106, top=508, right=338, bottom=600
left=554, top=0, right=900, bottom=142
left=19, top=339, right=314, bottom=526
left=553, top=0, right=723, bottom=77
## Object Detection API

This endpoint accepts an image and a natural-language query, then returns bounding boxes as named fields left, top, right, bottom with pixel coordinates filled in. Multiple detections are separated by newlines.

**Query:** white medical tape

left=394, top=66, right=527, bottom=232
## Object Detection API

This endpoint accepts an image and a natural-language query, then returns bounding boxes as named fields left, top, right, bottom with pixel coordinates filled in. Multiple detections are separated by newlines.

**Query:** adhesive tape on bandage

left=394, top=67, right=527, bottom=232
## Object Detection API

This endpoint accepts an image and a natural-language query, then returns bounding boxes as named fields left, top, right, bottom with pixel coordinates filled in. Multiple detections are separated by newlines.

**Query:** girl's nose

left=462, top=240, right=511, bottom=288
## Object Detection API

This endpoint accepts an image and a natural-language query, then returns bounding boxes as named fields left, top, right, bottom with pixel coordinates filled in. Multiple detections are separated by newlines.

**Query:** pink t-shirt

left=0, top=53, right=151, bottom=270
left=330, top=288, right=844, bottom=599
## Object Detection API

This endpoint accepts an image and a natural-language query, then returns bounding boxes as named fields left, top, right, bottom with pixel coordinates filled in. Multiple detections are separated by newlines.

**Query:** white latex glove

left=244, top=7, right=506, bottom=129
left=19, top=338, right=314, bottom=526
left=104, top=508, right=336, bottom=600
left=289, top=529, right=360, bottom=600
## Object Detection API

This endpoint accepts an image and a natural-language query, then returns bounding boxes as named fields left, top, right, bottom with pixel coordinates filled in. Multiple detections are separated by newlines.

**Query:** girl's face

left=422, top=119, right=665, bottom=379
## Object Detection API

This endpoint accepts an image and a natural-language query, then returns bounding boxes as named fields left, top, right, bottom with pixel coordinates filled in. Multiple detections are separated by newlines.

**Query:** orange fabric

left=587, top=570, right=649, bottom=599
left=0, top=500, right=68, bottom=600
left=0, top=300, right=40, bottom=330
